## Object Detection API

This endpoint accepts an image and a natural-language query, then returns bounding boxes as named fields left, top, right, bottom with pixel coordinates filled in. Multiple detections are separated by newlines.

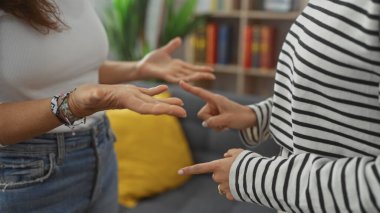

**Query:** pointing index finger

left=178, top=160, right=218, bottom=175
left=179, top=81, right=217, bottom=103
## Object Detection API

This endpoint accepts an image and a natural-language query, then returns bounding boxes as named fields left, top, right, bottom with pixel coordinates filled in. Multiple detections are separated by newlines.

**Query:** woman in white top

left=0, top=0, right=214, bottom=212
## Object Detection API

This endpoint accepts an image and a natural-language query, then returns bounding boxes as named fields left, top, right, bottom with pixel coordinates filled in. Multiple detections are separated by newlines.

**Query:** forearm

left=0, top=99, right=62, bottom=145
left=230, top=151, right=380, bottom=212
left=99, top=60, right=140, bottom=84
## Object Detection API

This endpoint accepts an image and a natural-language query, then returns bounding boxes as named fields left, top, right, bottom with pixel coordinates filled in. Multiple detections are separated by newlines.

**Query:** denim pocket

left=0, top=153, right=55, bottom=190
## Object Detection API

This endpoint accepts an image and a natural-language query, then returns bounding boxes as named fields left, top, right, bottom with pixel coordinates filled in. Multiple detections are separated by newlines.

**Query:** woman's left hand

left=178, top=148, right=245, bottom=201
left=136, top=37, right=215, bottom=83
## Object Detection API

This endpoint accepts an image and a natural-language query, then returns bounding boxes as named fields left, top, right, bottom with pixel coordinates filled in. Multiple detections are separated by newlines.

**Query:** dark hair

left=0, top=0, right=67, bottom=33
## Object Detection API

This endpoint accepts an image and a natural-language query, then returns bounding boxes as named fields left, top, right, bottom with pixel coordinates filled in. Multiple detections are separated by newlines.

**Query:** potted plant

left=103, top=0, right=203, bottom=61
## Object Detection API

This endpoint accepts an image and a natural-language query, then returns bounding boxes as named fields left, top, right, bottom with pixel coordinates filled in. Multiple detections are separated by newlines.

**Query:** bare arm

left=99, top=60, right=140, bottom=84
left=0, top=84, right=187, bottom=145
left=98, top=38, right=214, bottom=84
left=0, top=99, right=61, bottom=145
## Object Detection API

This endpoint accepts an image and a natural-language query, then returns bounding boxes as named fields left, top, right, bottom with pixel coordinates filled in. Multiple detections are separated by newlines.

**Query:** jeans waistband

left=0, top=116, right=112, bottom=156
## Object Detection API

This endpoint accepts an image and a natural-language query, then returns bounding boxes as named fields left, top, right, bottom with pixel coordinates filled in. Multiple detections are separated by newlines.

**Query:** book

left=243, top=26, right=253, bottom=68
left=260, top=25, right=276, bottom=69
left=223, top=0, right=234, bottom=11
left=264, top=0, right=294, bottom=12
left=252, top=25, right=261, bottom=68
left=206, top=23, right=218, bottom=64
left=196, top=0, right=213, bottom=13
left=217, top=24, right=232, bottom=64
left=193, top=25, right=207, bottom=63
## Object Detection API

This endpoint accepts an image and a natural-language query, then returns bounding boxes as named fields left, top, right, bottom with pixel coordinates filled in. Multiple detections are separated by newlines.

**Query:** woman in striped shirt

left=178, top=0, right=380, bottom=212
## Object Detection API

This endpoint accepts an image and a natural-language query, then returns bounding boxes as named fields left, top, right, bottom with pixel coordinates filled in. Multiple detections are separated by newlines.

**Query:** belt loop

left=56, top=133, right=65, bottom=165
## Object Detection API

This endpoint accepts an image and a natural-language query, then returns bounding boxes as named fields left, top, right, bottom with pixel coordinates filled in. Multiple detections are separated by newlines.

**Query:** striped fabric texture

left=231, top=0, right=380, bottom=212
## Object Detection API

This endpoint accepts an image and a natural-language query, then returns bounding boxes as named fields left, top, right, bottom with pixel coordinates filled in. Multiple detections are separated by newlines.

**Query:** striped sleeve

left=239, top=98, right=273, bottom=147
left=229, top=150, right=380, bottom=213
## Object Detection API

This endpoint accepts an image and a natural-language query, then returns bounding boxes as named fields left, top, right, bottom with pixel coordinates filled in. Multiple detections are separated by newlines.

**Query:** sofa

left=119, top=82, right=279, bottom=213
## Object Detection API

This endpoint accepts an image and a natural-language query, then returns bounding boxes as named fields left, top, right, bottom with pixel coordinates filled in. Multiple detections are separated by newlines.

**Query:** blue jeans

left=0, top=116, right=118, bottom=213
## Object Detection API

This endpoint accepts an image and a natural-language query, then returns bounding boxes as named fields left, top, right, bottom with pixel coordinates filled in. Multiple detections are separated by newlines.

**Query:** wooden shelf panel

left=198, top=11, right=242, bottom=18
left=244, top=68, right=276, bottom=78
left=246, top=11, right=300, bottom=20
left=213, top=64, right=240, bottom=74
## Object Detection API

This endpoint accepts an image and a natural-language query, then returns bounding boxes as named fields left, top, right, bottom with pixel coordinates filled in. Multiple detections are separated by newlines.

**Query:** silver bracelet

left=50, top=89, right=86, bottom=130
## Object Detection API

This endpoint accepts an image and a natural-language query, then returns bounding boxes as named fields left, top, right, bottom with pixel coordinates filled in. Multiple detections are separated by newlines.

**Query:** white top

left=232, top=0, right=380, bottom=212
left=0, top=0, right=109, bottom=132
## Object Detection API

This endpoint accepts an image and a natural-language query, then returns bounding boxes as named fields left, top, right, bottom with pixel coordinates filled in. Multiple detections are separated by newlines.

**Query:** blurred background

left=94, top=0, right=308, bottom=96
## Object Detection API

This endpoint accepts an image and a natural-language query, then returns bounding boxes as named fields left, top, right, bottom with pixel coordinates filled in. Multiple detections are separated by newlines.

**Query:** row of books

left=254, top=0, right=295, bottom=12
left=197, top=0, right=240, bottom=13
left=192, top=23, right=277, bottom=70
left=244, top=25, right=276, bottom=69
left=192, top=23, right=238, bottom=65
left=197, top=0, right=295, bottom=13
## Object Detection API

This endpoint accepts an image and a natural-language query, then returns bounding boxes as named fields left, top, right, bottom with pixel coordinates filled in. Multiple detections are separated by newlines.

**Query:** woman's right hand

left=68, top=84, right=187, bottom=118
left=179, top=81, right=256, bottom=131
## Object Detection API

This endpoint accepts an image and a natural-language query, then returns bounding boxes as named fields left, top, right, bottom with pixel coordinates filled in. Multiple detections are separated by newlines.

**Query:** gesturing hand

left=68, top=84, right=187, bottom=118
left=137, top=37, right=215, bottom=83
left=178, top=148, right=245, bottom=201
left=179, top=81, right=256, bottom=131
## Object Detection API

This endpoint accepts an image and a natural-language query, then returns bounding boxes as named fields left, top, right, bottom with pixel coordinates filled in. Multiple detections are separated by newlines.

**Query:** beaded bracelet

left=50, top=89, right=86, bottom=130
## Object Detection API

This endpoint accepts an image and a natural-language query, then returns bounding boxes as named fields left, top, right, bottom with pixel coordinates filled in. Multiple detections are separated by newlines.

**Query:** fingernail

left=202, top=121, right=208, bottom=128
left=178, top=169, right=184, bottom=175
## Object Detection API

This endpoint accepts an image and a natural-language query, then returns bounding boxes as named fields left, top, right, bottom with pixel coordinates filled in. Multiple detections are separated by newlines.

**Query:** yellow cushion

left=106, top=92, right=193, bottom=208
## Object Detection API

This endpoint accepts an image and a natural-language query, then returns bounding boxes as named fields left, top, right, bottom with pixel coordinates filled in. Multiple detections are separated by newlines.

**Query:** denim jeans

left=0, top=116, right=118, bottom=213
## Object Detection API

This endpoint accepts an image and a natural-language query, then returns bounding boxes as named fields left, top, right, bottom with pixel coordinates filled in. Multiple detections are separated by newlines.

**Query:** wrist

left=240, top=106, right=257, bottom=129
left=134, top=60, right=151, bottom=80
left=128, top=61, right=141, bottom=81
left=68, top=84, right=107, bottom=118
left=51, top=89, right=85, bottom=127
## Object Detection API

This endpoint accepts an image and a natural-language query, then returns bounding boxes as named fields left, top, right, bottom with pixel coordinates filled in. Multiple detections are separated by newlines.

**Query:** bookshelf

left=186, top=0, right=308, bottom=97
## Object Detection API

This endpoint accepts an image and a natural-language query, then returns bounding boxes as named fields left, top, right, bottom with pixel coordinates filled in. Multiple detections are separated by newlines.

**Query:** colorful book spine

left=252, top=25, right=261, bottom=68
left=260, top=25, right=276, bottom=69
left=206, top=23, right=218, bottom=64
left=193, top=25, right=207, bottom=64
left=243, top=26, right=253, bottom=68
left=217, top=24, right=231, bottom=64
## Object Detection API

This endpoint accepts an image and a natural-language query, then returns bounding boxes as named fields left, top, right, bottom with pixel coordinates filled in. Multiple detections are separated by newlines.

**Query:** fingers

left=178, top=160, right=218, bottom=175
left=138, top=102, right=187, bottom=118
left=181, top=62, right=214, bottom=73
left=224, top=148, right=244, bottom=158
left=179, top=81, right=217, bottom=103
left=165, top=71, right=215, bottom=83
left=160, top=37, right=182, bottom=54
left=203, top=115, right=228, bottom=129
left=197, top=105, right=213, bottom=121
left=157, top=97, right=184, bottom=106
left=139, top=85, right=169, bottom=96
left=218, top=183, right=234, bottom=201
left=225, top=192, right=235, bottom=201
left=183, top=72, right=216, bottom=82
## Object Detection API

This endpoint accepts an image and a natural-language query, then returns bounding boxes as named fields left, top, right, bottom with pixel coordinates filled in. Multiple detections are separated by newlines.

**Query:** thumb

left=160, top=37, right=182, bottom=54
left=204, top=115, right=228, bottom=129
left=140, top=85, right=168, bottom=96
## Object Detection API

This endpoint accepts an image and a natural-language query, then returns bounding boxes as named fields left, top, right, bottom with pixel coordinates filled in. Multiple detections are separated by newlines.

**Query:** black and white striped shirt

left=231, top=0, right=380, bottom=212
